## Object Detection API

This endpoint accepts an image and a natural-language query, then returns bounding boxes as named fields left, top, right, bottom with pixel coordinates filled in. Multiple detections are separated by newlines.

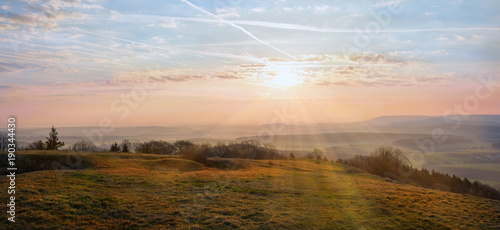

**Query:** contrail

left=79, top=29, right=259, bottom=61
left=179, top=0, right=297, bottom=60
left=114, top=14, right=500, bottom=34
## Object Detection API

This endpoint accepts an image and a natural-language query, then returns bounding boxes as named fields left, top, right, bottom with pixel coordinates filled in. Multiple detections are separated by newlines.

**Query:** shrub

left=27, top=140, right=46, bottom=150
left=71, top=140, right=97, bottom=152
left=135, top=140, right=176, bottom=154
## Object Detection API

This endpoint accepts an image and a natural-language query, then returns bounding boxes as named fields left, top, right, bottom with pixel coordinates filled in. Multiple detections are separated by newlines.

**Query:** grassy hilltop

left=0, top=151, right=499, bottom=229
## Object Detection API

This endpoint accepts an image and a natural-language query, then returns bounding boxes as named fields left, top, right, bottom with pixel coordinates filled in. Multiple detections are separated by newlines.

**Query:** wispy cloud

left=0, top=61, right=39, bottom=73
left=106, top=72, right=242, bottom=85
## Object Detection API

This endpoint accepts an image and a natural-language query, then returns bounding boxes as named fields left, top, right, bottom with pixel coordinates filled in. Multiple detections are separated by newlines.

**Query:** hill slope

left=0, top=151, right=499, bottom=229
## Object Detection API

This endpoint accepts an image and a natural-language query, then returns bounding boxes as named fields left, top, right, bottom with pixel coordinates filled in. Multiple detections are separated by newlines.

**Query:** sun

left=266, top=65, right=303, bottom=87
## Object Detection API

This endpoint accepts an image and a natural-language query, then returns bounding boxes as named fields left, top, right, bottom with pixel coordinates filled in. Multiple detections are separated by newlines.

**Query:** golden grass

left=0, top=152, right=499, bottom=229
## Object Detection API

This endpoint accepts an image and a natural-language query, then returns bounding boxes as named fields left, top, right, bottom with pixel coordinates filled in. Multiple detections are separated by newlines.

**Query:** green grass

left=0, top=151, right=499, bottom=229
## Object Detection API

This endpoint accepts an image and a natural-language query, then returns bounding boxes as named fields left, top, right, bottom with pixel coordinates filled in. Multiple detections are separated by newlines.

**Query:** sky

left=0, top=0, right=499, bottom=127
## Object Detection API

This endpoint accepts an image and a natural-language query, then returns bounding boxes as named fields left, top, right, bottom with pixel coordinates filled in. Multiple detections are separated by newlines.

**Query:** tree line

left=21, top=127, right=286, bottom=161
left=135, top=139, right=285, bottom=163
left=338, top=146, right=500, bottom=200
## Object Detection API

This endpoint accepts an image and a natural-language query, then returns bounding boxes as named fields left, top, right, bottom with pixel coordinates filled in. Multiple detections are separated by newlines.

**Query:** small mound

left=142, top=158, right=206, bottom=172
left=204, top=158, right=250, bottom=170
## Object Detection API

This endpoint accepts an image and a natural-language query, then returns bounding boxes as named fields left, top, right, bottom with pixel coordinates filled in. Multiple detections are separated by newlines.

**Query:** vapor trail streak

left=180, top=0, right=297, bottom=60
left=113, top=14, right=500, bottom=34
left=79, top=29, right=258, bottom=61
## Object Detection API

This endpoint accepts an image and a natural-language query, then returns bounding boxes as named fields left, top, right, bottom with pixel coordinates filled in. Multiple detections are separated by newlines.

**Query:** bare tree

left=304, top=148, right=325, bottom=160
left=71, top=140, right=97, bottom=152
left=212, top=141, right=229, bottom=157
left=174, top=140, right=194, bottom=153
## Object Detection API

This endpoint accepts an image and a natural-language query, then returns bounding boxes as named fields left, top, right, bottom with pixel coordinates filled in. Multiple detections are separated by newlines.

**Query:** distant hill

left=238, top=132, right=450, bottom=145
left=393, top=137, right=474, bottom=151
left=15, top=114, right=500, bottom=148
left=366, top=114, right=500, bottom=127
left=365, top=115, right=432, bottom=126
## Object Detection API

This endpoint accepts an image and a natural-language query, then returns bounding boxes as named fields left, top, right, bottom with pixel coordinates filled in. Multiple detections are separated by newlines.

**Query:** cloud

left=106, top=72, right=242, bottom=85
left=430, top=49, right=448, bottom=55
left=0, top=0, right=103, bottom=31
left=79, top=3, right=104, bottom=10
left=229, top=53, right=459, bottom=87
left=0, top=9, right=80, bottom=31
left=158, top=19, right=179, bottom=28
left=34, top=0, right=104, bottom=10
left=454, top=35, right=465, bottom=41
left=349, top=54, right=408, bottom=65
left=315, top=5, right=331, bottom=12
left=210, top=74, right=241, bottom=80
left=0, top=61, right=38, bottom=73
left=250, top=7, right=266, bottom=13
left=109, top=10, right=120, bottom=20
left=0, top=58, right=79, bottom=74
left=150, top=36, right=165, bottom=43
left=305, top=65, right=478, bottom=87
left=215, top=7, right=240, bottom=19
left=0, top=24, right=18, bottom=30
left=388, top=50, right=421, bottom=59
left=373, top=0, right=407, bottom=8
left=226, top=54, right=430, bottom=87
left=0, top=65, right=13, bottom=72
left=305, top=70, right=456, bottom=87
left=0, top=11, right=36, bottom=25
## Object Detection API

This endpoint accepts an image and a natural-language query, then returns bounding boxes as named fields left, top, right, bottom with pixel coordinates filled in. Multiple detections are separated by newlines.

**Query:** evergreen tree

left=110, top=142, right=120, bottom=152
left=121, top=139, right=131, bottom=153
left=45, top=126, right=64, bottom=150
left=122, top=142, right=129, bottom=153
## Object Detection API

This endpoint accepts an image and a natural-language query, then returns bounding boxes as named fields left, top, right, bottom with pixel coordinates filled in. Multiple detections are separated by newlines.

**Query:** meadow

left=0, top=151, right=499, bottom=229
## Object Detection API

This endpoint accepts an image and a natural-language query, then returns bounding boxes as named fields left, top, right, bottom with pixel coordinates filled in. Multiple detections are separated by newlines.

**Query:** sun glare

left=267, top=65, right=303, bottom=87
